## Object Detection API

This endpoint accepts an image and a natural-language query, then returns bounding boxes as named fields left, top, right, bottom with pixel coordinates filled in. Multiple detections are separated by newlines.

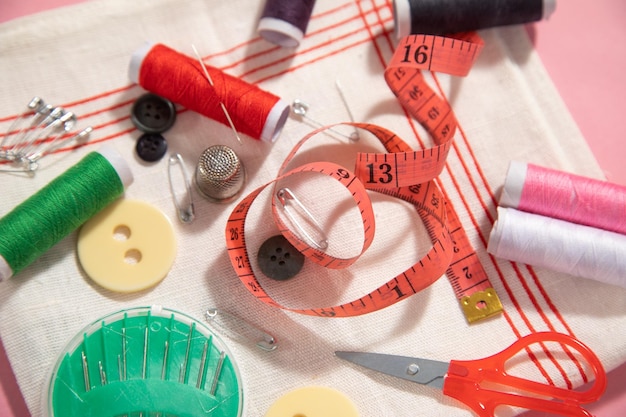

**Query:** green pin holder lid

left=44, top=305, right=244, bottom=417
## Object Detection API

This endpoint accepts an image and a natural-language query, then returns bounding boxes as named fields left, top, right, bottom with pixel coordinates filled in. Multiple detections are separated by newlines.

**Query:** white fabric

left=0, top=1, right=624, bottom=416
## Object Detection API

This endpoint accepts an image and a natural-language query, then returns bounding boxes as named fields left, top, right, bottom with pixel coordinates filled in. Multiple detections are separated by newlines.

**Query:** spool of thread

left=257, top=0, right=316, bottom=48
left=487, top=207, right=626, bottom=289
left=0, top=146, right=133, bottom=281
left=500, top=161, right=626, bottom=235
left=393, top=0, right=557, bottom=38
left=129, top=42, right=290, bottom=143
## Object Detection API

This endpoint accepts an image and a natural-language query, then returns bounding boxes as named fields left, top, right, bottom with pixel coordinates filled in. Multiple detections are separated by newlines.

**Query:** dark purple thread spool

left=258, top=0, right=317, bottom=48
left=393, top=0, right=556, bottom=38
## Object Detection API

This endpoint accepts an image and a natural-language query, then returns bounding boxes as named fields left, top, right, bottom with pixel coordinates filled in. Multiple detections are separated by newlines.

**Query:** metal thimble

left=194, top=145, right=245, bottom=202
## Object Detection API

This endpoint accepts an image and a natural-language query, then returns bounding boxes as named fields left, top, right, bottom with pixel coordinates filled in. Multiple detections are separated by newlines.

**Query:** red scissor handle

left=442, top=332, right=607, bottom=417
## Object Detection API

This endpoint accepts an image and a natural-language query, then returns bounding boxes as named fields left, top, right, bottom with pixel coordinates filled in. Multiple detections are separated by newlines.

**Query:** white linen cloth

left=0, top=1, right=624, bottom=416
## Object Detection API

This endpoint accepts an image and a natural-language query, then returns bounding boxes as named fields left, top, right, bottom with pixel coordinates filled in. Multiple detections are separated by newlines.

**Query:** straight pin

left=99, top=361, right=107, bottom=386
left=82, top=351, right=91, bottom=392
left=142, top=327, right=149, bottom=379
left=210, top=351, right=225, bottom=396
left=291, top=99, right=354, bottom=141
left=179, top=363, right=185, bottom=383
left=122, top=327, right=127, bottom=381
left=196, top=340, right=209, bottom=389
left=191, top=44, right=243, bottom=145
left=161, top=340, right=169, bottom=380
left=181, top=327, right=194, bottom=383
left=335, top=79, right=360, bottom=141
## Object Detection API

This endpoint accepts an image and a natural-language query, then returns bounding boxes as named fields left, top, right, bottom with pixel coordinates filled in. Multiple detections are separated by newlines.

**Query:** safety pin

left=277, top=187, right=328, bottom=250
left=0, top=126, right=91, bottom=173
left=27, top=110, right=77, bottom=154
left=0, top=97, right=46, bottom=152
left=3, top=107, right=69, bottom=164
left=20, top=111, right=77, bottom=157
left=205, top=308, right=277, bottom=352
left=335, top=79, right=360, bottom=141
left=167, top=153, right=195, bottom=223
left=191, top=44, right=242, bottom=145
left=28, top=126, right=91, bottom=164
left=17, top=106, right=67, bottom=155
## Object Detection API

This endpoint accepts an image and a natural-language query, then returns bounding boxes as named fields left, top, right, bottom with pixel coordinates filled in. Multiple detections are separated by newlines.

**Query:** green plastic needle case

left=44, top=306, right=244, bottom=417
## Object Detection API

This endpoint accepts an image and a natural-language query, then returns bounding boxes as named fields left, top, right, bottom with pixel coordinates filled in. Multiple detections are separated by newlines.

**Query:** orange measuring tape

left=225, top=33, right=502, bottom=322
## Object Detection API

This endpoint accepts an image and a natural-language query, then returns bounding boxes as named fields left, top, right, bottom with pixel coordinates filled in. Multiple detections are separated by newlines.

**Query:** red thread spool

left=129, top=43, right=289, bottom=142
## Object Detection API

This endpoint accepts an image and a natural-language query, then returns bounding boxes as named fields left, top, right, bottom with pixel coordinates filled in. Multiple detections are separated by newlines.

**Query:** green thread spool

left=45, top=305, right=244, bottom=417
left=0, top=146, right=133, bottom=280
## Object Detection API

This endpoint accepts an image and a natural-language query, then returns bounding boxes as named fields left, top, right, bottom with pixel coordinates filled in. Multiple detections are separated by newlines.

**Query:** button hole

left=113, top=225, right=131, bottom=241
left=124, top=249, right=142, bottom=265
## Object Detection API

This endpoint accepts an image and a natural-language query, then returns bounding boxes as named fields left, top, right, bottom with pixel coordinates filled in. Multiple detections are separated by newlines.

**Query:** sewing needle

left=191, top=44, right=243, bottom=145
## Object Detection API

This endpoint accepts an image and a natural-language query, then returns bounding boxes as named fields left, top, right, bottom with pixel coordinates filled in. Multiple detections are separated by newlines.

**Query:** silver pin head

left=291, top=99, right=309, bottom=117
left=195, top=145, right=245, bottom=202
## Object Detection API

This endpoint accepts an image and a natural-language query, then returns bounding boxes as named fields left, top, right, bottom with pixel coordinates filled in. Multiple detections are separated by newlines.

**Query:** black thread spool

left=393, top=0, right=556, bottom=38
left=258, top=0, right=317, bottom=48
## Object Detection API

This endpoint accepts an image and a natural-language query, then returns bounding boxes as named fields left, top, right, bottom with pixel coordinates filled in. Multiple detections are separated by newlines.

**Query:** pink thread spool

left=499, top=161, right=626, bottom=235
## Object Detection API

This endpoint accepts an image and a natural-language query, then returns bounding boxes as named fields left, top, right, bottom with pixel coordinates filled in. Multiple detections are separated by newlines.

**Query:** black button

left=136, top=133, right=167, bottom=162
left=131, top=93, right=176, bottom=133
left=257, top=235, right=305, bottom=281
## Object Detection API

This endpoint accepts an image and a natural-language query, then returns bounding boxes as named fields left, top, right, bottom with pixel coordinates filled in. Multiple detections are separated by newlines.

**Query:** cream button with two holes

left=77, top=199, right=176, bottom=292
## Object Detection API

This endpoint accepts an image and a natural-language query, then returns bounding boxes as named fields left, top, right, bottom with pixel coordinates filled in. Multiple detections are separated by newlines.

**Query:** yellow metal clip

left=461, top=288, right=503, bottom=324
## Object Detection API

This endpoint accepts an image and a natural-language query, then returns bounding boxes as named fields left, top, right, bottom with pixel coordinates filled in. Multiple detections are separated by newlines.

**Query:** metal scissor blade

left=335, top=351, right=449, bottom=390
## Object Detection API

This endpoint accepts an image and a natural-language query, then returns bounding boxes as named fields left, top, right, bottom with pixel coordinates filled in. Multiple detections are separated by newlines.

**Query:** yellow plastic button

left=264, top=386, right=358, bottom=417
left=77, top=199, right=176, bottom=292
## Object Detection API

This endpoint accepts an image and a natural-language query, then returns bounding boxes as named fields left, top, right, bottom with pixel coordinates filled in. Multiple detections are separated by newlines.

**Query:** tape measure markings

left=226, top=122, right=454, bottom=317
left=388, top=34, right=500, bottom=318
left=395, top=33, right=484, bottom=77
left=383, top=35, right=502, bottom=322
left=220, top=33, right=498, bottom=321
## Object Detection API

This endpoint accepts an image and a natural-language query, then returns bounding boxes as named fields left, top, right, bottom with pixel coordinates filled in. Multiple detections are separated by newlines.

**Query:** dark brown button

left=131, top=93, right=176, bottom=134
left=257, top=235, right=305, bottom=281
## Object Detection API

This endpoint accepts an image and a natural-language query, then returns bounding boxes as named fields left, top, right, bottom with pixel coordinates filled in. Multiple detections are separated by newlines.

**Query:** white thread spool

left=488, top=207, right=626, bottom=289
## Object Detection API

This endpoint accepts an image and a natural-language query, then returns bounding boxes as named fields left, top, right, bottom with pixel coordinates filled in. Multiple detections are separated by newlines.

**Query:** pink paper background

left=1, top=0, right=625, bottom=416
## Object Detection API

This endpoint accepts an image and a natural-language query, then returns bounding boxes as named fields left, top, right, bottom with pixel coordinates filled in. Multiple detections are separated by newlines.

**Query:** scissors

left=336, top=332, right=606, bottom=417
